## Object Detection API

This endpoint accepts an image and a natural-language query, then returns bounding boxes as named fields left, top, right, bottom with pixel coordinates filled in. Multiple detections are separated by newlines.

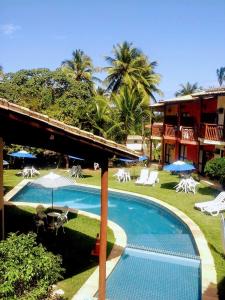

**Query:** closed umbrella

left=32, top=172, right=75, bottom=209
left=163, top=160, right=195, bottom=172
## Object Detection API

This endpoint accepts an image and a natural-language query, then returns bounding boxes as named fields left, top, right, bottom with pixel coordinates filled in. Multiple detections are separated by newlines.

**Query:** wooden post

left=98, top=158, right=108, bottom=300
left=0, top=137, right=4, bottom=240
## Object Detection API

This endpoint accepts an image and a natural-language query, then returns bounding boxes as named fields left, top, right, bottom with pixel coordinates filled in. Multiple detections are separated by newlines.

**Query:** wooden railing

left=164, top=124, right=177, bottom=138
left=180, top=126, right=198, bottom=141
left=200, top=123, right=225, bottom=141
left=151, top=124, right=164, bottom=137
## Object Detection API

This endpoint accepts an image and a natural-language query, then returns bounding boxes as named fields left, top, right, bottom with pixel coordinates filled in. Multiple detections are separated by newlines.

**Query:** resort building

left=126, top=135, right=149, bottom=155
left=149, top=87, right=225, bottom=173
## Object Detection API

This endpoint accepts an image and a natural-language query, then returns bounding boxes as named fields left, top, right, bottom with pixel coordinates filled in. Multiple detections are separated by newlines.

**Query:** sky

left=0, top=0, right=225, bottom=100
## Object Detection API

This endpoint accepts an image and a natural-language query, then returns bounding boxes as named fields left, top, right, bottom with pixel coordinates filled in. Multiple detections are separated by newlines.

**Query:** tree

left=86, top=95, right=123, bottom=139
left=216, top=67, right=225, bottom=86
left=0, top=232, right=64, bottom=299
left=61, top=49, right=95, bottom=84
left=112, top=85, right=151, bottom=142
left=0, top=66, right=3, bottom=79
left=104, top=41, right=161, bottom=101
left=175, top=82, right=201, bottom=96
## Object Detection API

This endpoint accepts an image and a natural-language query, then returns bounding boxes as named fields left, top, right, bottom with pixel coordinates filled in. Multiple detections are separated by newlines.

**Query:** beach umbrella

left=8, top=150, right=36, bottom=158
left=31, top=172, right=75, bottom=209
left=163, top=160, right=195, bottom=172
left=68, top=155, right=84, bottom=161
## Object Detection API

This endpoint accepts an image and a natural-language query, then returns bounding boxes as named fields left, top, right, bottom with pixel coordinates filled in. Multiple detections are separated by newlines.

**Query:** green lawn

left=3, top=167, right=225, bottom=299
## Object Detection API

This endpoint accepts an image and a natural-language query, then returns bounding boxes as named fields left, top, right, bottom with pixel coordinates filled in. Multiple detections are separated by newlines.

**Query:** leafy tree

left=175, top=82, right=201, bottom=96
left=0, top=232, right=64, bottom=299
left=216, top=67, right=225, bottom=86
left=0, top=65, right=3, bottom=80
left=104, top=41, right=161, bottom=102
left=204, top=157, right=225, bottom=186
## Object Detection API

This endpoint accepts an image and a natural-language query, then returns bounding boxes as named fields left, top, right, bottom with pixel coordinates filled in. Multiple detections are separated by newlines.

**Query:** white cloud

left=0, top=23, right=21, bottom=36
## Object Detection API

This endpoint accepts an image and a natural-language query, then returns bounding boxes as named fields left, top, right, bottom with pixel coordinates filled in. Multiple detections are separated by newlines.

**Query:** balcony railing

left=164, top=124, right=177, bottom=138
left=151, top=123, right=225, bottom=143
left=200, top=123, right=225, bottom=141
left=180, top=126, right=198, bottom=142
left=151, top=123, right=164, bottom=137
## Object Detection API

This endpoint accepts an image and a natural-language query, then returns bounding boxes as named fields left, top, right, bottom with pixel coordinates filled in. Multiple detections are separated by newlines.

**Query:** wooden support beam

left=0, top=137, right=4, bottom=240
left=98, top=159, right=108, bottom=300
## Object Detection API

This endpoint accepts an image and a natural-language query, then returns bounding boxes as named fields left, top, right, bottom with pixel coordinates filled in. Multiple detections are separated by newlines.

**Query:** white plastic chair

left=145, top=171, right=159, bottom=186
left=195, top=192, right=225, bottom=211
left=113, top=169, right=126, bottom=182
left=135, top=169, right=149, bottom=185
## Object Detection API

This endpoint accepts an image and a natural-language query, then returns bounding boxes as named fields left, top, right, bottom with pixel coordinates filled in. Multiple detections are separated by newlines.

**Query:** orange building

left=149, top=87, right=225, bottom=173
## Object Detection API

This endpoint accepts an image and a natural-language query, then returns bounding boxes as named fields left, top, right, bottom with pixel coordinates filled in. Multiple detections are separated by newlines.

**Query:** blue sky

left=0, top=0, right=225, bottom=99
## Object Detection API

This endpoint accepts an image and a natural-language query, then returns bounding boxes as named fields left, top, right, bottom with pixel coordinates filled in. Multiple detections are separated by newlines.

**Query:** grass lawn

left=3, top=167, right=225, bottom=299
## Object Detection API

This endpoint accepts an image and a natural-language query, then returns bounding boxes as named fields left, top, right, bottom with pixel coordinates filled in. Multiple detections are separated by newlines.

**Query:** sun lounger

left=194, top=192, right=225, bottom=211
left=144, top=171, right=159, bottom=186
left=202, top=201, right=225, bottom=216
left=135, top=168, right=149, bottom=185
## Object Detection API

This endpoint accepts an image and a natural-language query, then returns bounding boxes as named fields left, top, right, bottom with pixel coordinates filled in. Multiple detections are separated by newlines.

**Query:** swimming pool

left=12, top=184, right=201, bottom=299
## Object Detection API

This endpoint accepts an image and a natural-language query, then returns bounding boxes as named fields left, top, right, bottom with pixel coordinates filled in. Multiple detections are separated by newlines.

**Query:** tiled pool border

left=4, top=180, right=218, bottom=300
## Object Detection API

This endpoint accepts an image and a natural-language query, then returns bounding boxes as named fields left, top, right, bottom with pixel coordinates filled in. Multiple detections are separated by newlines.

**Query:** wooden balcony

left=200, top=123, right=225, bottom=142
left=164, top=124, right=177, bottom=140
left=151, top=123, right=163, bottom=138
left=180, top=126, right=198, bottom=144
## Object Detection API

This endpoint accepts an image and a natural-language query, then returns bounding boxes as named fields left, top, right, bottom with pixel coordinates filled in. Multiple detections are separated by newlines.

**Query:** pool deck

left=4, top=179, right=218, bottom=300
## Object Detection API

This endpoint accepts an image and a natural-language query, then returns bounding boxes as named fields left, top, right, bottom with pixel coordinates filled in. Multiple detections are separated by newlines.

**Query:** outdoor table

left=47, top=212, right=60, bottom=230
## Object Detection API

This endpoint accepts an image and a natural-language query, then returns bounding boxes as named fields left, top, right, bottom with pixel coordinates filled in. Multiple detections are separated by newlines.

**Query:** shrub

left=204, top=157, right=225, bottom=186
left=0, top=232, right=64, bottom=299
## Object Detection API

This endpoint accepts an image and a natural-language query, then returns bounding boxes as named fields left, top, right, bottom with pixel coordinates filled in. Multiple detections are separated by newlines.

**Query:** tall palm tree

left=112, top=85, right=150, bottom=141
left=175, top=82, right=201, bottom=97
left=104, top=41, right=161, bottom=101
left=61, top=49, right=94, bottom=83
left=216, top=67, right=225, bottom=86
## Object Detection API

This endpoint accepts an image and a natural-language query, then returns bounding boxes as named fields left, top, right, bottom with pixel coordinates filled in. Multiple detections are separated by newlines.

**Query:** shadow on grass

left=3, top=185, right=14, bottom=194
left=197, top=186, right=220, bottom=196
left=160, top=182, right=178, bottom=190
left=4, top=205, right=114, bottom=280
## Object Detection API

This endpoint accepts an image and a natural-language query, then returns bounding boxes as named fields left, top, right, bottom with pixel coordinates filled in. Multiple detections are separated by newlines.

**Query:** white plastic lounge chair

left=145, top=171, right=159, bottom=186
left=202, top=200, right=225, bottom=216
left=194, top=192, right=225, bottom=211
left=221, top=214, right=225, bottom=254
left=135, top=169, right=149, bottom=185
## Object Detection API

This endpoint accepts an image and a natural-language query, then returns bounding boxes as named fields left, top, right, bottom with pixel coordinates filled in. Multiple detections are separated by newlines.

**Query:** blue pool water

left=12, top=184, right=201, bottom=299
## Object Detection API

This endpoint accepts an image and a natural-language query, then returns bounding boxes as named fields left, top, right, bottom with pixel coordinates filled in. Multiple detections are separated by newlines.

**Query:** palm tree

left=175, top=82, right=201, bottom=96
left=104, top=41, right=161, bottom=101
left=216, top=67, right=225, bottom=86
left=61, top=49, right=94, bottom=83
left=112, top=85, right=150, bottom=141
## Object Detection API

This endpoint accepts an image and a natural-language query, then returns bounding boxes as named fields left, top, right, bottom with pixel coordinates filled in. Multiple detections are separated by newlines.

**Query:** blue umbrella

left=8, top=150, right=36, bottom=159
left=164, top=160, right=195, bottom=172
left=118, top=155, right=148, bottom=163
left=68, top=155, right=84, bottom=161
